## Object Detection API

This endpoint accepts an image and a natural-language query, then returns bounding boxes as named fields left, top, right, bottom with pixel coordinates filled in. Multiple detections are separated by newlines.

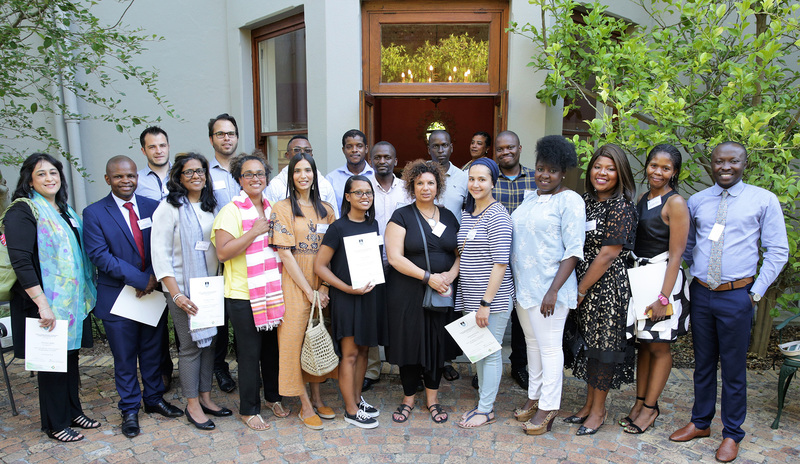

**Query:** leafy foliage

left=510, top=0, right=800, bottom=314
left=0, top=0, right=176, bottom=169
left=381, top=33, right=489, bottom=83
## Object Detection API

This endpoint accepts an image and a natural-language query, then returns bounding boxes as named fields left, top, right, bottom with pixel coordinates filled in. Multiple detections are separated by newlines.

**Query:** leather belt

left=695, top=276, right=754, bottom=291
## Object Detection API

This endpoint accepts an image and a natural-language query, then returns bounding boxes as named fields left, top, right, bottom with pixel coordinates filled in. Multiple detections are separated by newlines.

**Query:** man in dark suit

left=83, top=155, right=183, bottom=438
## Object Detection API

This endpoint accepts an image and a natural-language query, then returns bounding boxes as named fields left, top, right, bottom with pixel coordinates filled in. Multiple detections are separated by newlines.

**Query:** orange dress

left=270, top=199, right=338, bottom=397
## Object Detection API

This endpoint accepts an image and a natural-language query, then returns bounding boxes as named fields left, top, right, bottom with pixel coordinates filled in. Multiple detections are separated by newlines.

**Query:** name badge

left=524, top=190, right=536, bottom=200
left=431, top=222, right=447, bottom=237
left=213, top=180, right=226, bottom=191
left=69, top=218, right=78, bottom=228
left=137, top=218, right=152, bottom=229
left=647, top=196, right=662, bottom=210
left=538, top=194, right=552, bottom=203
left=316, top=224, right=329, bottom=234
left=708, top=223, right=725, bottom=242
left=194, top=241, right=210, bottom=251
left=466, top=229, right=477, bottom=241
left=585, top=219, right=597, bottom=232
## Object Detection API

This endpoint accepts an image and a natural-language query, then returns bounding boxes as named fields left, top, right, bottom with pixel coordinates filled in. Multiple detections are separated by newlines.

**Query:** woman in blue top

left=511, top=136, right=585, bottom=435
left=455, top=158, right=514, bottom=428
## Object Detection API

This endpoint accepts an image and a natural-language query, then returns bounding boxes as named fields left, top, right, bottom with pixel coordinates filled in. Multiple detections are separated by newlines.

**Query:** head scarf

left=464, top=157, right=500, bottom=213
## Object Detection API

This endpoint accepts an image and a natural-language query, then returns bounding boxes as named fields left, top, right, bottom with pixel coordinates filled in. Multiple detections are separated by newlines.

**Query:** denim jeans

left=475, top=307, right=511, bottom=413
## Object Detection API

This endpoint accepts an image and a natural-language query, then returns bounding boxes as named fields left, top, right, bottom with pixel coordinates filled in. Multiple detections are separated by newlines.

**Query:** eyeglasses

left=290, top=147, right=313, bottom=154
left=348, top=190, right=374, bottom=198
left=213, top=131, right=237, bottom=139
left=241, top=171, right=267, bottom=180
left=181, top=168, right=206, bottom=178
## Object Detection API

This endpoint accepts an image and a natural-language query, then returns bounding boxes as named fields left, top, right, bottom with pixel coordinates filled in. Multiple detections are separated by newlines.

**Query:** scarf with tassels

left=231, top=191, right=284, bottom=331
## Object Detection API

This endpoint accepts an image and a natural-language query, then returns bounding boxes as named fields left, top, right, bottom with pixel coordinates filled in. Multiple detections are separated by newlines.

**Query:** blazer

left=83, top=193, right=160, bottom=321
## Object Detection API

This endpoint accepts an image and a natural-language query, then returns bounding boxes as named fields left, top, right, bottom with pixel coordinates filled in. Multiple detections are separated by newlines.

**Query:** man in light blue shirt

left=428, top=130, right=467, bottom=224
left=265, top=135, right=338, bottom=215
left=670, top=142, right=788, bottom=463
left=135, top=126, right=171, bottom=201
left=326, top=129, right=374, bottom=215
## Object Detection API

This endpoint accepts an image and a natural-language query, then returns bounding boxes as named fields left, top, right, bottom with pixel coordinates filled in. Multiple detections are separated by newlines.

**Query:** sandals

left=267, top=401, right=291, bottom=418
left=442, top=365, right=460, bottom=381
left=242, top=414, right=270, bottom=431
left=71, top=414, right=101, bottom=429
left=427, top=403, right=448, bottom=424
left=618, top=396, right=645, bottom=427
left=457, top=409, right=495, bottom=429
left=392, top=404, right=413, bottom=423
left=47, top=427, right=84, bottom=442
left=623, top=402, right=660, bottom=434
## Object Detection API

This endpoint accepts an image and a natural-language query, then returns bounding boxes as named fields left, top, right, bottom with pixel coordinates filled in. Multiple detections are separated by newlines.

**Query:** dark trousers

left=399, top=364, right=442, bottom=396
left=160, top=304, right=175, bottom=377
left=226, top=298, right=281, bottom=415
left=690, top=280, right=753, bottom=442
left=508, top=306, right=528, bottom=370
left=103, top=312, right=167, bottom=413
left=39, top=350, right=82, bottom=432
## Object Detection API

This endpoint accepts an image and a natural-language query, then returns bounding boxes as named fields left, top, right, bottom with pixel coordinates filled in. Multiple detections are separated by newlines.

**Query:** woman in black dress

left=385, top=160, right=460, bottom=424
left=620, top=144, right=690, bottom=434
left=566, top=144, right=637, bottom=436
left=315, top=175, right=386, bottom=429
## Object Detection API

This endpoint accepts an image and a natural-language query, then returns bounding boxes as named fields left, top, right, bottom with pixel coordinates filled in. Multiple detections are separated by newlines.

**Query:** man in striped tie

left=670, top=142, right=788, bottom=462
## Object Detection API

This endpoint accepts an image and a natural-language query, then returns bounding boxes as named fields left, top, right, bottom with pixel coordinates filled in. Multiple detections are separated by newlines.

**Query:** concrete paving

left=1, top=354, right=798, bottom=463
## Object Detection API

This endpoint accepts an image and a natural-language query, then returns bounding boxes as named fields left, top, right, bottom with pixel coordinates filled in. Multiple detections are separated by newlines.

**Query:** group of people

left=4, top=118, right=788, bottom=463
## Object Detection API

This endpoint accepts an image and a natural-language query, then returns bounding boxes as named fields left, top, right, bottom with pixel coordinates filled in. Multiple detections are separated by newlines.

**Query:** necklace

left=418, top=205, right=438, bottom=227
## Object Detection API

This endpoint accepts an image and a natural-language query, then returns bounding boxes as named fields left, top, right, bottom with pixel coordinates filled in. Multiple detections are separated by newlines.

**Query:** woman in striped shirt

left=455, top=158, right=514, bottom=428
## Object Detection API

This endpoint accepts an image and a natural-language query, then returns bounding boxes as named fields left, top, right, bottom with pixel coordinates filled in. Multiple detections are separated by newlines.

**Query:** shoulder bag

left=300, top=291, right=339, bottom=376
left=413, top=207, right=454, bottom=313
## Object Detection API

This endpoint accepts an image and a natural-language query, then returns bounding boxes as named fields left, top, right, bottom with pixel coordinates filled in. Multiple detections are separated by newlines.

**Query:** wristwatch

left=657, top=293, right=669, bottom=306
left=480, top=299, right=492, bottom=307
left=750, top=291, right=762, bottom=302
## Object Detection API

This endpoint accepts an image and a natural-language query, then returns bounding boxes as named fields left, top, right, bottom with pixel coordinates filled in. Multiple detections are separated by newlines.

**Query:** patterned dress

left=571, top=194, right=637, bottom=390
left=270, top=200, right=338, bottom=397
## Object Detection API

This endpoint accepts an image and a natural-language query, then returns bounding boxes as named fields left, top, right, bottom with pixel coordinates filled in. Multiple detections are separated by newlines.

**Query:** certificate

left=343, top=232, right=385, bottom=288
left=189, top=276, right=225, bottom=330
left=25, top=318, right=67, bottom=372
left=110, top=285, right=166, bottom=327
left=445, top=312, right=502, bottom=363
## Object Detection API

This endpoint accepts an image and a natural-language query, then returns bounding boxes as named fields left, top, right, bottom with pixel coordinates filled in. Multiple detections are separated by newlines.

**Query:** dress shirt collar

left=711, top=180, right=745, bottom=197
left=112, top=193, right=138, bottom=209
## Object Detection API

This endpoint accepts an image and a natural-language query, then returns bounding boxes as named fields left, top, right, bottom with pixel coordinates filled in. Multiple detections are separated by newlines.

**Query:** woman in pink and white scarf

left=212, top=151, right=285, bottom=431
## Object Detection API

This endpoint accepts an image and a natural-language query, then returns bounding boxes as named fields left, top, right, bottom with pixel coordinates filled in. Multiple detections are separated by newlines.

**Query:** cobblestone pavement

left=1, top=355, right=798, bottom=463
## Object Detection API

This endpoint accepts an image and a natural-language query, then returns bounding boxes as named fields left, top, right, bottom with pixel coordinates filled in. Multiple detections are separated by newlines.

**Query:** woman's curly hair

left=401, top=159, right=446, bottom=201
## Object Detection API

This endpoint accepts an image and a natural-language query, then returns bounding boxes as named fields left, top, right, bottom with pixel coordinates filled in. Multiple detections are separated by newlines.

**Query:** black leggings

left=399, top=364, right=443, bottom=396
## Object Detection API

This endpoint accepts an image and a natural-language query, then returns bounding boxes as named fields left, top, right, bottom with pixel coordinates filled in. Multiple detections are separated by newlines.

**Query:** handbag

left=300, top=291, right=339, bottom=376
left=0, top=198, right=38, bottom=301
left=413, top=207, right=454, bottom=313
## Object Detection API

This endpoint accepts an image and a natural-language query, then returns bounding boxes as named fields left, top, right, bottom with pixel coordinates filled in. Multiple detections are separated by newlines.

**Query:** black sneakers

left=344, top=409, right=378, bottom=429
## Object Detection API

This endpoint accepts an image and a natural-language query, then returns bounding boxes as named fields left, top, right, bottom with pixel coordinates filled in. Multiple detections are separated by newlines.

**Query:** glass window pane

left=380, top=24, right=489, bottom=83
left=258, top=29, right=308, bottom=133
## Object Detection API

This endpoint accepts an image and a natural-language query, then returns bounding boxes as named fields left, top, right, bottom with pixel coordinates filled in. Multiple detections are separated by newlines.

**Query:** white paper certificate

left=627, top=261, right=668, bottom=320
left=110, top=285, right=166, bottom=327
left=189, top=276, right=225, bottom=330
left=343, top=232, right=385, bottom=288
left=25, top=318, right=67, bottom=372
left=445, top=312, right=502, bottom=363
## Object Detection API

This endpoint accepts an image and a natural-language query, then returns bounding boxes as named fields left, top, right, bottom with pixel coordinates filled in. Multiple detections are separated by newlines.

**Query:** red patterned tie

left=123, top=202, right=146, bottom=270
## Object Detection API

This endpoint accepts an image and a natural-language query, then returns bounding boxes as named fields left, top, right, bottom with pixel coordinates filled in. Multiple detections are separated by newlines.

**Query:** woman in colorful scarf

left=211, top=151, right=285, bottom=431
left=3, top=153, right=98, bottom=442
left=270, top=152, right=338, bottom=430
left=151, top=153, right=232, bottom=431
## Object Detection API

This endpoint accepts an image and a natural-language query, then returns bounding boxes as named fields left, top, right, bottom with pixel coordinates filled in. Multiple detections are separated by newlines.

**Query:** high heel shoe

left=186, top=408, right=215, bottom=430
left=514, top=400, right=539, bottom=422
left=523, top=410, right=559, bottom=435
left=623, top=402, right=660, bottom=434
left=576, top=411, right=606, bottom=436
left=618, top=396, right=645, bottom=427
left=563, top=414, right=588, bottom=424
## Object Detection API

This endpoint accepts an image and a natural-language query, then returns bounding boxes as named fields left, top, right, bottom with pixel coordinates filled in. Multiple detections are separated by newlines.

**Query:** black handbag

left=413, top=207, right=454, bottom=313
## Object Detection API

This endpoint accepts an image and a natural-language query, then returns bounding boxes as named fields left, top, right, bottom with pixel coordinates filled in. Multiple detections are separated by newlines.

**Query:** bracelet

left=30, top=290, right=44, bottom=300
left=320, top=282, right=330, bottom=288
left=480, top=299, right=492, bottom=307
left=172, top=293, right=184, bottom=303
left=578, top=290, right=587, bottom=298
left=422, top=271, right=431, bottom=285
